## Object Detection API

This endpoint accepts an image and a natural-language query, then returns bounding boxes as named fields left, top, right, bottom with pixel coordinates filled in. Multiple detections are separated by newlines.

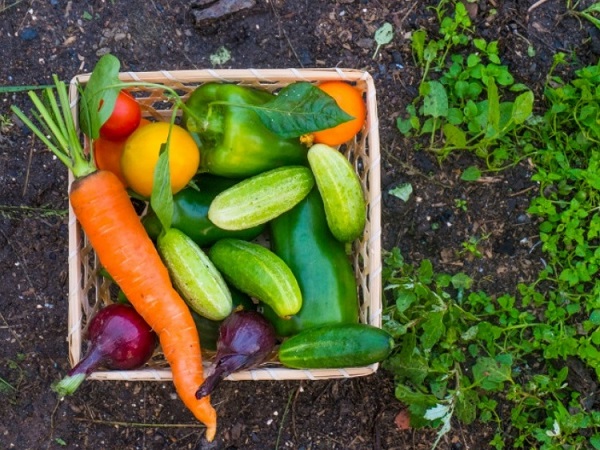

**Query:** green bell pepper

left=262, top=187, right=359, bottom=336
left=182, top=82, right=309, bottom=178
left=142, top=174, right=265, bottom=247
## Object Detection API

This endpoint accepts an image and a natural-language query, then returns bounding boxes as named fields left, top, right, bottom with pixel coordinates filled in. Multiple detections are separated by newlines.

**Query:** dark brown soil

left=1, top=1, right=597, bottom=449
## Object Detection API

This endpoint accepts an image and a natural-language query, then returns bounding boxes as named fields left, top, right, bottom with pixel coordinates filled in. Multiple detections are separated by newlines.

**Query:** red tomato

left=94, top=118, right=150, bottom=186
left=99, top=91, right=142, bottom=141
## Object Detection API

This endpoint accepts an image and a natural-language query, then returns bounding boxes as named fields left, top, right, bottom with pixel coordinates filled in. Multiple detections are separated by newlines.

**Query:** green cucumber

left=278, top=323, right=394, bottom=369
left=208, top=166, right=315, bottom=230
left=158, top=228, right=232, bottom=321
left=208, top=239, right=302, bottom=318
left=307, top=143, right=366, bottom=242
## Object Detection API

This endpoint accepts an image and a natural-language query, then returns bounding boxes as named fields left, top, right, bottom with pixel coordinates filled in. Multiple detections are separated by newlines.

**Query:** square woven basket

left=67, top=68, right=382, bottom=382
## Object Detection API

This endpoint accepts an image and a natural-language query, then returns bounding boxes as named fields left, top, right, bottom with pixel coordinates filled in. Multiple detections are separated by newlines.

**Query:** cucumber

left=278, top=323, right=394, bottom=369
left=307, top=143, right=366, bottom=242
left=158, top=228, right=232, bottom=321
left=208, top=166, right=315, bottom=230
left=208, top=239, right=302, bottom=318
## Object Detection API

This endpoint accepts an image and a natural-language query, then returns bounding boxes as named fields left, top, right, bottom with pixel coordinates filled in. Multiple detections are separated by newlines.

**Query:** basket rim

left=67, top=67, right=382, bottom=382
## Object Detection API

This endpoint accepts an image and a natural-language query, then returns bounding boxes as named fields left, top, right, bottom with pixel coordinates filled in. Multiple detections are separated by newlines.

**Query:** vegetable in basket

left=262, top=186, right=359, bottom=337
left=209, top=239, right=303, bottom=319
left=192, top=285, right=257, bottom=352
left=158, top=227, right=233, bottom=321
left=181, top=82, right=309, bottom=178
left=142, top=174, right=265, bottom=247
left=196, top=310, right=276, bottom=399
left=52, top=304, right=157, bottom=396
left=11, top=56, right=218, bottom=441
left=307, top=143, right=367, bottom=243
left=278, top=323, right=394, bottom=369
left=207, top=165, right=315, bottom=231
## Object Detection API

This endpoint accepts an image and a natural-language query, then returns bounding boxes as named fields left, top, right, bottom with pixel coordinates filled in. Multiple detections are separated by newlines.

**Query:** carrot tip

left=205, top=426, right=217, bottom=442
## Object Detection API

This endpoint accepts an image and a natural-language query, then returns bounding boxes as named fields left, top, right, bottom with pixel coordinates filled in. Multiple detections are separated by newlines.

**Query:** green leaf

left=423, top=81, right=448, bottom=119
left=150, top=143, right=174, bottom=233
left=373, top=22, right=394, bottom=58
left=455, top=389, right=478, bottom=424
left=486, top=77, right=500, bottom=137
left=396, top=116, right=413, bottom=135
left=79, top=54, right=121, bottom=139
left=442, top=123, right=466, bottom=147
left=510, top=90, right=534, bottom=124
left=252, top=82, right=353, bottom=139
left=385, top=334, right=430, bottom=385
left=411, top=29, right=427, bottom=65
left=461, top=166, right=481, bottom=181
left=421, top=311, right=446, bottom=350
left=389, top=183, right=413, bottom=202
left=472, top=356, right=512, bottom=391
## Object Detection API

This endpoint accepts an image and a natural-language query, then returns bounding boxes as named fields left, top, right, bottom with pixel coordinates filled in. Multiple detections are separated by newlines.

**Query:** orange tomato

left=312, top=81, right=366, bottom=146
left=94, top=119, right=150, bottom=186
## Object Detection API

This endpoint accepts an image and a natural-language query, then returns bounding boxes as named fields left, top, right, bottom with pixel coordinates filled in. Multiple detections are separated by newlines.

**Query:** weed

left=454, top=198, right=467, bottom=212
left=396, top=1, right=534, bottom=168
left=459, top=234, right=490, bottom=259
left=385, top=2, right=600, bottom=448
left=0, top=113, right=14, bottom=133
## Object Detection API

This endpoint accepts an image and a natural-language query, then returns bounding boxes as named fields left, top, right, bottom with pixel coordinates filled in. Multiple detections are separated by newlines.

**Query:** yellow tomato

left=121, top=122, right=200, bottom=198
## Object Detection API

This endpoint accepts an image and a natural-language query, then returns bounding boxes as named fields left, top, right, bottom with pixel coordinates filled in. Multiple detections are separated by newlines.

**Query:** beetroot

left=53, top=303, right=157, bottom=396
left=196, top=310, right=276, bottom=399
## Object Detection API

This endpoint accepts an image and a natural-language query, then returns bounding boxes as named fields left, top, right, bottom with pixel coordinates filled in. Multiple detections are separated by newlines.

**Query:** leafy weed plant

left=396, top=1, right=534, bottom=169
left=384, top=2, right=600, bottom=449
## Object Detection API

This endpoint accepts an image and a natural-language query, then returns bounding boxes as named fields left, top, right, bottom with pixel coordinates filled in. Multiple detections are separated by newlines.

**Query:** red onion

left=196, top=310, right=276, bottom=399
left=53, top=304, right=157, bottom=396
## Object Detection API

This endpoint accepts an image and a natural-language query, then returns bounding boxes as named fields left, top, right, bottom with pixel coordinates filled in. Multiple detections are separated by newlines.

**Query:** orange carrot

left=11, top=73, right=217, bottom=441
left=71, top=170, right=217, bottom=441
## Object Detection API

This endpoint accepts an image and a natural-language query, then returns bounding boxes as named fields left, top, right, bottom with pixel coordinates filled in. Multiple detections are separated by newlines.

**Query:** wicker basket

left=67, top=68, right=382, bottom=382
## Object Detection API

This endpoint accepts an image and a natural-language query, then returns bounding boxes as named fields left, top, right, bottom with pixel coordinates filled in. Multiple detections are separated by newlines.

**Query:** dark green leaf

left=421, top=311, right=446, bottom=350
left=251, top=82, right=353, bottom=139
left=79, top=54, right=121, bottom=139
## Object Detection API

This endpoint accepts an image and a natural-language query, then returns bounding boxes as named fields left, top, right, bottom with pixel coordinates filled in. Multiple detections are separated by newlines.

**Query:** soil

left=0, top=1, right=597, bottom=449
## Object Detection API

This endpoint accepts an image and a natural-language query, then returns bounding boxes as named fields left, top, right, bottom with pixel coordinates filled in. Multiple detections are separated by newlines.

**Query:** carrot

left=12, top=73, right=217, bottom=441
left=71, top=171, right=217, bottom=441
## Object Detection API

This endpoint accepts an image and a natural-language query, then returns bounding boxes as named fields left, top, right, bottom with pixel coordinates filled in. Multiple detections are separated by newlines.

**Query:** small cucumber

left=278, top=323, right=394, bottom=369
left=307, top=143, right=366, bottom=242
left=208, top=239, right=302, bottom=318
left=208, top=166, right=315, bottom=230
left=158, top=228, right=232, bottom=321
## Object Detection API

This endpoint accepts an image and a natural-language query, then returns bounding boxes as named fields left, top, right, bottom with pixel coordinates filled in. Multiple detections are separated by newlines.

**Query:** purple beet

left=53, top=303, right=157, bottom=396
left=196, top=310, right=276, bottom=399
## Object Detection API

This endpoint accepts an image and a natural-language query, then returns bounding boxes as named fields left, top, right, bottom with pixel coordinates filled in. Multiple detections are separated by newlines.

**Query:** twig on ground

left=74, top=417, right=206, bottom=428
left=527, top=0, right=553, bottom=18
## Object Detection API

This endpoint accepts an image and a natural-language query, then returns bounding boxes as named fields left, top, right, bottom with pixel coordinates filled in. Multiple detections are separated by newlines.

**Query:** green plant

left=454, top=198, right=468, bottom=212
left=459, top=233, right=490, bottom=259
left=396, top=1, right=534, bottom=168
left=387, top=15, right=600, bottom=442
left=382, top=249, right=600, bottom=449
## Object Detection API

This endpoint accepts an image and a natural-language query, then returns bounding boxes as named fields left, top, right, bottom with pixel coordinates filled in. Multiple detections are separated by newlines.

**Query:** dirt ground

left=0, top=0, right=597, bottom=449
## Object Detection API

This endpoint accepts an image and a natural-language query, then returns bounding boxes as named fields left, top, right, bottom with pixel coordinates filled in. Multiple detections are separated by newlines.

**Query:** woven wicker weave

left=67, top=68, right=382, bottom=382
